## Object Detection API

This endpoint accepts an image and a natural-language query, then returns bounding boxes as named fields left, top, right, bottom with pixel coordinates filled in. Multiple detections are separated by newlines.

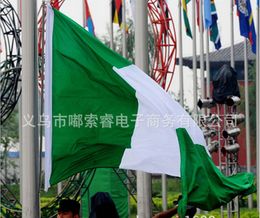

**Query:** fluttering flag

left=209, top=0, right=221, bottom=50
left=236, top=0, right=256, bottom=53
left=182, top=0, right=192, bottom=38
left=84, top=0, right=95, bottom=35
left=204, top=0, right=212, bottom=28
left=51, top=0, right=61, bottom=10
left=112, top=0, right=122, bottom=28
left=177, top=129, right=256, bottom=217
left=45, top=6, right=256, bottom=217
left=196, top=0, right=204, bottom=32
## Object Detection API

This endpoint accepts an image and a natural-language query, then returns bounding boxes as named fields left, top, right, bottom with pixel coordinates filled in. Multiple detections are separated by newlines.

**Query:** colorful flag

left=236, top=0, right=256, bottom=53
left=45, top=6, right=256, bottom=217
left=84, top=0, right=95, bottom=35
left=51, top=0, right=61, bottom=10
left=112, top=0, right=122, bottom=28
left=204, top=0, right=212, bottom=29
left=209, top=0, right=221, bottom=50
left=196, top=0, right=204, bottom=32
left=182, top=0, right=192, bottom=38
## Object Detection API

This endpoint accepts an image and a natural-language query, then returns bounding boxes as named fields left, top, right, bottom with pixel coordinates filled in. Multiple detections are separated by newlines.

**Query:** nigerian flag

left=45, top=6, right=255, bottom=217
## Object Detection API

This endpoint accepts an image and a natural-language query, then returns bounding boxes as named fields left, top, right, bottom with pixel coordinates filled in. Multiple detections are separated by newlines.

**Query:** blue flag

left=210, top=0, right=221, bottom=50
left=236, top=0, right=256, bottom=53
left=204, top=0, right=212, bottom=29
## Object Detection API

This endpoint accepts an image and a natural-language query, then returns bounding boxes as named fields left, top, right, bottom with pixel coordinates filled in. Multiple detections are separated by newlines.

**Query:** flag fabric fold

left=182, top=0, right=193, bottom=38
left=84, top=0, right=95, bottom=35
left=45, top=6, right=256, bottom=217
left=236, top=0, right=257, bottom=53
left=209, top=0, right=221, bottom=50
left=176, top=128, right=256, bottom=218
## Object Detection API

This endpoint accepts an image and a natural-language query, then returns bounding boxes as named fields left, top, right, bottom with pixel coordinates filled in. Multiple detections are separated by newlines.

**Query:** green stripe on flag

left=50, top=9, right=138, bottom=185
left=176, top=128, right=256, bottom=218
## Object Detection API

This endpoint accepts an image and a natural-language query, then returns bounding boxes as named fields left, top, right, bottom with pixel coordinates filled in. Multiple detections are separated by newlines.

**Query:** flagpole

left=244, top=39, right=253, bottom=208
left=205, top=31, right=210, bottom=99
left=122, top=0, right=127, bottom=58
left=17, top=0, right=23, bottom=204
left=199, top=0, right=205, bottom=102
left=192, top=0, right=198, bottom=117
left=256, top=0, right=260, bottom=211
left=21, top=0, right=40, bottom=216
left=135, top=1, right=152, bottom=217
left=179, top=0, right=184, bottom=106
left=82, top=0, right=86, bottom=27
left=230, top=0, right=235, bottom=68
left=110, top=0, right=114, bottom=50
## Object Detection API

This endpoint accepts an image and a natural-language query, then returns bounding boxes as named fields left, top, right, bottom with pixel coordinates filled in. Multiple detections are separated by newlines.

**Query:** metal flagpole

left=21, top=0, right=40, bottom=216
left=82, top=0, right=86, bottom=27
left=17, top=0, right=23, bottom=204
left=244, top=39, right=253, bottom=208
left=230, top=0, right=235, bottom=68
left=199, top=0, right=205, bottom=101
left=256, top=0, right=260, bottom=211
left=205, top=31, right=210, bottom=99
left=122, top=0, right=127, bottom=58
left=179, top=0, right=184, bottom=106
left=135, top=1, right=152, bottom=217
left=110, top=0, right=114, bottom=50
left=192, top=0, right=198, bottom=117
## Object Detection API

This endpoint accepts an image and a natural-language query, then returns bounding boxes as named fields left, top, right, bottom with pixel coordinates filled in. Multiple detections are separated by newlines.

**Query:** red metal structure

left=147, top=0, right=177, bottom=91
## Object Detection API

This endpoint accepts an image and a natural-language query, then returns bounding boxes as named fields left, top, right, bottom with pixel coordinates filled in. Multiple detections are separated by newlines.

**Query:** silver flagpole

left=122, top=0, right=127, bottom=58
left=110, top=0, right=114, bottom=50
left=21, top=0, right=39, bottom=216
left=199, top=0, right=205, bottom=102
left=17, top=0, right=23, bottom=204
left=179, top=0, right=184, bottom=106
left=135, top=1, right=152, bottom=217
left=256, top=1, right=260, bottom=211
left=244, top=40, right=253, bottom=208
left=192, top=0, right=198, bottom=117
left=205, top=31, right=210, bottom=99
left=230, top=0, right=235, bottom=68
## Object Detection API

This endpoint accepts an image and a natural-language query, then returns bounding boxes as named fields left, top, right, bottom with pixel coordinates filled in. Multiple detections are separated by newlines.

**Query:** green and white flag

left=45, top=6, right=255, bottom=217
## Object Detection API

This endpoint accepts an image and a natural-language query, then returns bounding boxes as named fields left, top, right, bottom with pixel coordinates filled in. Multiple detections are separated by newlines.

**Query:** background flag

left=51, top=0, right=61, bottom=10
left=45, top=6, right=256, bottom=217
left=204, top=0, right=212, bottom=28
left=112, top=0, right=123, bottom=28
left=196, top=0, right=204, bottom=31
left=182, top=0, right=193, bottom=37
left=84, top=0, right=95, bottom=35
left=236, top=0, right=257, bottom=53
left=209, top=0, right=221, bottom=49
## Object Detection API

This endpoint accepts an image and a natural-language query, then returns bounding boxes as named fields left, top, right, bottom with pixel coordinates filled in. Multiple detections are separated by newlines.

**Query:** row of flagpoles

left=82, top=0, right=260, bottom=214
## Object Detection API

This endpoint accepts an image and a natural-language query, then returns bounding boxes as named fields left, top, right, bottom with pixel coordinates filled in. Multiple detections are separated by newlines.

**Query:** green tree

left=0, top=107, right=19, bottom=182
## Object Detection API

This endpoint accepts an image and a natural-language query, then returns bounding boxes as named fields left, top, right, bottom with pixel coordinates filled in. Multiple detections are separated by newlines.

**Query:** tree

left=0, top=107, right=19, bottom=183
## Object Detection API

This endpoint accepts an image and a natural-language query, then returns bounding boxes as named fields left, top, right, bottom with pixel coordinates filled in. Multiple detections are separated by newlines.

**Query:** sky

left=5, top=0, right=259, bottom=109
